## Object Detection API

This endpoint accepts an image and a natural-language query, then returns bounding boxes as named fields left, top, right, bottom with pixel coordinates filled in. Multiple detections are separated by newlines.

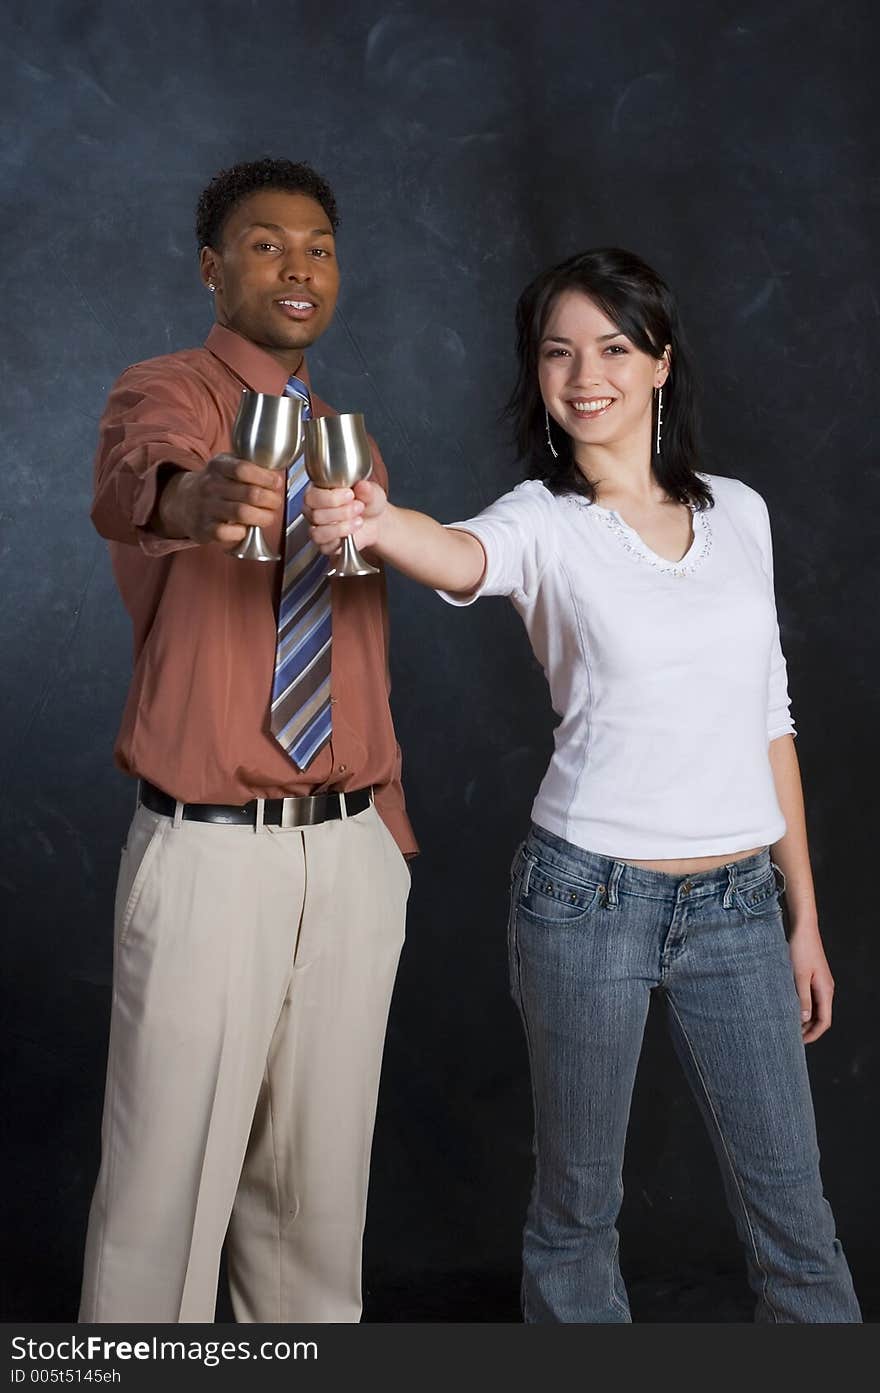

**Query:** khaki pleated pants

left=78, top=798, right=409, bottom=1323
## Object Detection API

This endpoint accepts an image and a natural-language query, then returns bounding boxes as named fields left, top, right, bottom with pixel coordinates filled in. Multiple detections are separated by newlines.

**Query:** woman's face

left=538, top=290, right=669, bottom=458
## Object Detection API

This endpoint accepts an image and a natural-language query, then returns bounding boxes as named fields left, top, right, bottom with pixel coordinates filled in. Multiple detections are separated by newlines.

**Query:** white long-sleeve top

left=439, top=472, right=795, bottom=859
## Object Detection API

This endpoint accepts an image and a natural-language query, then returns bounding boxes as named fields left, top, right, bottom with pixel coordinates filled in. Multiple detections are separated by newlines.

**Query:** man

left=80, top=158, right=415, bottom=1324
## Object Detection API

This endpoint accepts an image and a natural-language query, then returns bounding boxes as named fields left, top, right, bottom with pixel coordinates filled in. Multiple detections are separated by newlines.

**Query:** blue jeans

left=508, top=823, right=861, bottom=1323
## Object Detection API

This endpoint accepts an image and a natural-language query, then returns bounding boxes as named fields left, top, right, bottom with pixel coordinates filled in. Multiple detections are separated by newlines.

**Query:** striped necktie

left=269, top=375, right=332, bottom=769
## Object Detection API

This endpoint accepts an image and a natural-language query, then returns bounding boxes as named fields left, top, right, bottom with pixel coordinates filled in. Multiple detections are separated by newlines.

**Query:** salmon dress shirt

left=92, top=323, right=415, bottom=854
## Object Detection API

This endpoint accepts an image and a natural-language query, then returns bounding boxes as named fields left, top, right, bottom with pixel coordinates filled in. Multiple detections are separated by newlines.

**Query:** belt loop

left=172, top=800, right=184, bottom=830
left=723, top=862, right=736, bottom=909
left=521, top=855, right=533, bottom=896
left=605, top=860, right=624, bottom=909
left=254, top=798, right=265, bottom=835
left=338, top=791, right=348, bottom=821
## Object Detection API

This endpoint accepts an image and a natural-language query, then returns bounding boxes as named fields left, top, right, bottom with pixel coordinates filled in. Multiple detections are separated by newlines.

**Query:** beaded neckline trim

left=564, top=496, right=713, bottom=577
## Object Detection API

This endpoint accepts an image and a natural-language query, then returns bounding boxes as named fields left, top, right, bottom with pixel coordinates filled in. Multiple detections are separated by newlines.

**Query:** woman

left=304, top=248, right=861, bottom=1323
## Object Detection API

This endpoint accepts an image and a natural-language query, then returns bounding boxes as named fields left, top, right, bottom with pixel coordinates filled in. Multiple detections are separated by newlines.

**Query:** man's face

left=200, top=189, right=340, bottom=360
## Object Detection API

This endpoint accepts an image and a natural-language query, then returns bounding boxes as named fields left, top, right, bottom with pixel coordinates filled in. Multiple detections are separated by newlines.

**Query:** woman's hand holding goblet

left=303, top=413, right=380, bottom=577
left=303, top=477, right=387, bottom=558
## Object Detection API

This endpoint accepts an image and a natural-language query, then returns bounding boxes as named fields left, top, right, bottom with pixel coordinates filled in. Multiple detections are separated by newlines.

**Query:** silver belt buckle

left=280, top=794, right=326, bottom=829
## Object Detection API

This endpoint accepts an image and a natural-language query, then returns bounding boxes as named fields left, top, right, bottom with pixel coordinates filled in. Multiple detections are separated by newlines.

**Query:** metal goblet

left=304, top=413, right=380, bottom=578
left=229, top=389, right=305, bottom=562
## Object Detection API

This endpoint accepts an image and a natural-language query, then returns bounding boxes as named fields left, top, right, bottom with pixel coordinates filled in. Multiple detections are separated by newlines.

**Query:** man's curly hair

left=196, top=158, right=340, bottom=250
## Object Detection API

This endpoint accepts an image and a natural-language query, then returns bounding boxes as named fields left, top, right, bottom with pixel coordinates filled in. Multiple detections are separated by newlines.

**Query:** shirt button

left=338, top=764, right=347, bottom=773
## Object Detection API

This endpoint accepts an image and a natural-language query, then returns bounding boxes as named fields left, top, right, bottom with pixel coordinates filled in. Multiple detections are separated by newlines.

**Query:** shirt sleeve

left=91, top=363, right=212, bottom=556
left=435, top=482, right=554, bottom=607
left=752, top=490, right=797, bottom=742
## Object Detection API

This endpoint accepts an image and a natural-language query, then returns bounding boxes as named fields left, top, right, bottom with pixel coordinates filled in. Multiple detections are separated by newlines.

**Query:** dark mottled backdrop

left=1, top=0, right=877, bottom=1321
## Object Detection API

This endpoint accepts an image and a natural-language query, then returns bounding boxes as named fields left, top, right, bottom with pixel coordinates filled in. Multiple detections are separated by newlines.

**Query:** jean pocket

left=516, top=855, right=603, bottom=926
left=735, top=865, right=784, bottom=918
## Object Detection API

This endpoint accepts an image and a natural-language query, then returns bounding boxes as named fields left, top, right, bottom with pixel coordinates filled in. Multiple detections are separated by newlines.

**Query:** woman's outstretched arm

left=303, top=479, right=486, bottom=596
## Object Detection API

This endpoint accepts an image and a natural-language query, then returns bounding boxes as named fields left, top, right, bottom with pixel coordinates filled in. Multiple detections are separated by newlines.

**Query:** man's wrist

left=153, top=467, right=191, bottom=539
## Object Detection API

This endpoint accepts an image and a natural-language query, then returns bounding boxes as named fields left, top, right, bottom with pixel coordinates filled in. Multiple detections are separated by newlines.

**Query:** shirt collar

left=204, top=323, right=312, bottom=395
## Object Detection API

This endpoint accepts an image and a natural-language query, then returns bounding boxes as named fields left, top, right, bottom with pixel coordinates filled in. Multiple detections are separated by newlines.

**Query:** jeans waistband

left=524, top=822, right=775, bottom=901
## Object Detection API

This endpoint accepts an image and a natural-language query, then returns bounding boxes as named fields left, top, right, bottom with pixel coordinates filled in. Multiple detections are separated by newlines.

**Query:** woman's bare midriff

left=618, top=846, right=766, bottom=877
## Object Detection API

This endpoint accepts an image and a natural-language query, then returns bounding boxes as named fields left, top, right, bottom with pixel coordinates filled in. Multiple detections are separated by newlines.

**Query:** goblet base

left=327, top=536, right=380, bottom=578
left=231, top=526, right=280, bottom=562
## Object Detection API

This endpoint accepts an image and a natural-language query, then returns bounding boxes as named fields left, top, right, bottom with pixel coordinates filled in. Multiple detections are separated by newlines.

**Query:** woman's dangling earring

left=545, top=406, right=559, bottom=460
left=654, top=385, right=664, bottom=456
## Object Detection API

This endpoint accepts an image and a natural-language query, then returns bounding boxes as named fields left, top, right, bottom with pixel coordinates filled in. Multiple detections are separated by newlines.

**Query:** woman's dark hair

left=195, top=158, right=339, bottom=251
left=506, top=247, right=712, bottom=509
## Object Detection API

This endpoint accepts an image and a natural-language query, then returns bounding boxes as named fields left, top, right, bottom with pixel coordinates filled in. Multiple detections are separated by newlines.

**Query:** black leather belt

left=139, top=779, right=373, bottom=829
